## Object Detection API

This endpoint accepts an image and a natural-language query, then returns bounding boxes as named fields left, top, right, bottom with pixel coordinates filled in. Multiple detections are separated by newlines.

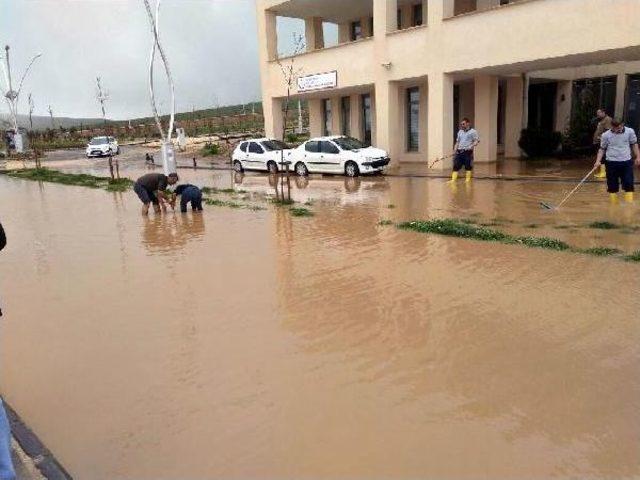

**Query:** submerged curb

left=3, top=401, right=72, bottom=480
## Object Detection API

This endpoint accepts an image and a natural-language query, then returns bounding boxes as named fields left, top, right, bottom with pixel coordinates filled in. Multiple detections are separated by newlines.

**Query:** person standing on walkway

left=593, top=108, right=613, bottom=178
left=451, top=118, right=480, bottom=183
left=133, top=172, right=179, bottom=215
left=594, top=119, right=640, bottom=204
left=0, top=221, right=17, bottom=480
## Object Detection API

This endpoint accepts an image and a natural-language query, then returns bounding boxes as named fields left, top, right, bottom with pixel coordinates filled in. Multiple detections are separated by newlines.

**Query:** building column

left=305, top=17, right=324, bottom=51
left=374, top=0, right=398, bottom=35
left=350, top=94, right=363, bottom=140
left=427, top=72, right=454, bottom=169
left=474, top=75, right=499, bottom=163
left=264, top=97, right=284, bottom=139
left=555, top=80, right=572, bottom=133
left=338, top=23, right=350, bottom=43
left=615, top=73, right=627, bottom=119
left=258, top=9, right=278, bottom=61
left=428, top=0, right=454, bottom=23
left=308, top=99, right=323, bottom=137
left=374, top=82, right=401, bottom=162
left=505, top=76, right=524, bottom=158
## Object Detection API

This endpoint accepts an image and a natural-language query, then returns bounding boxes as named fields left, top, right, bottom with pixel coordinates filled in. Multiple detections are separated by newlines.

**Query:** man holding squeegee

left=594, top=119, right=640, bottom=204
left=451, top=118, right=479, bottom=183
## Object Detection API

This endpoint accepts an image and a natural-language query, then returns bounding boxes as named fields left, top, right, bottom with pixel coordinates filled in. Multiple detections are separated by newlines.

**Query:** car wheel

left=345, top=161, right=360, bottom=177
left=295, top=162, right=308, bottom=177
left=267, top=161, right=278, bottom=174
left=233, top=160, right=244, bottom=173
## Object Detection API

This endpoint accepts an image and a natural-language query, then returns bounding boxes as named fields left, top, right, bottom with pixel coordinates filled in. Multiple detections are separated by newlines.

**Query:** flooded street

left=0, top=160, right=639, bottom=479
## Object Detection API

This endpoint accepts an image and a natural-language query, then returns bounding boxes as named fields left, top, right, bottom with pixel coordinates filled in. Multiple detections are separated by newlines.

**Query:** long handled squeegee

left=540, top=164, right=599, bottom=210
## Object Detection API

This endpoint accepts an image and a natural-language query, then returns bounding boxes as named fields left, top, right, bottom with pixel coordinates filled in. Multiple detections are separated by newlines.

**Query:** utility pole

left=48, top=105, right=54, bottom=129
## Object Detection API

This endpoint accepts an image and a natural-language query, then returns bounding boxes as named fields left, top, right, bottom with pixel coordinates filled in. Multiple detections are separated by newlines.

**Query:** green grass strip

left=580, top=247, right=623, bottom=257
left=5, top=168, right=133, bottom=192
left=290, top=207, right=314, bottom=217
left=398, top=219, right=568, bottom=251
left=624, top=251, right=640, bottom=262
left=588, top=221, right=619, bottom=230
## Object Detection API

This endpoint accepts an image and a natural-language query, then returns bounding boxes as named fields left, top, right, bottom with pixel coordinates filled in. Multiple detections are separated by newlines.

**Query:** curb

left=3, top=401, right=72, bottom=480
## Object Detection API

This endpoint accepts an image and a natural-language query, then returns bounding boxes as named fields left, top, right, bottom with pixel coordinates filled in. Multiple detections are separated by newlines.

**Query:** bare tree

left=96, top=76, right=117, bottom=179
left=0, top=45, right=42, bottom=153
left=275, top=32, right=305, bottom=203
left=27, top=93, right=42, bottom=168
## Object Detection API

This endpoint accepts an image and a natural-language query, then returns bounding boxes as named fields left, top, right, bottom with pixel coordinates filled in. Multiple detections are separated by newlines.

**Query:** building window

left=407, top=87, right=420, bottom=152
left=571, top=77, right=617, bottom=124
left=323, top=99, right=332, bottom=136
left=350, top=21, right=362, bottom=41
left=625, top=74, right=640, bottom=137
left=361, top=94, right=372, bottom=146
left=397, top=9, right=402, bottom=30
left=412, top=3, right=423, bottom=26
left=341, top=97, right=351, bottom=136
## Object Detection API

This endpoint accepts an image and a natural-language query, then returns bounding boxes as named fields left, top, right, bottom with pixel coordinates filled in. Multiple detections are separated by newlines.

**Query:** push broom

left=540, top=164, right=599, bottom=210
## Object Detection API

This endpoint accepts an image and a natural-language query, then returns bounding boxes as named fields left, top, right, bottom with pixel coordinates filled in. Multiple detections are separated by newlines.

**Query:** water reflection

left=141, top=213, right=205, bottom=254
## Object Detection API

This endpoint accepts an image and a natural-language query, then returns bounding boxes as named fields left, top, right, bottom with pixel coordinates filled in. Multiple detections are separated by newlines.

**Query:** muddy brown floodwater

left=0, top=161, right=639, bottom=479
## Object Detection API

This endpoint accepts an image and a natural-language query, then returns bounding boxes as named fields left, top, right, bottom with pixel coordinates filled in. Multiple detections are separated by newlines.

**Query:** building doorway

left=528, top=82, right=557, bottom=131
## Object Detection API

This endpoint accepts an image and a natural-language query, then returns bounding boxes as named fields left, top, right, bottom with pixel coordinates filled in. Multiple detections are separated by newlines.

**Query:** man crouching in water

left=133, top=172, right=179, bottom=215
left=172, top=184, right=203, bottom=213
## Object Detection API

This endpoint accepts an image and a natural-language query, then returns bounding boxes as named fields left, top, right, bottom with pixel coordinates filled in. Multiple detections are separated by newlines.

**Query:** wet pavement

left=0, top=155, right=639, bottom=479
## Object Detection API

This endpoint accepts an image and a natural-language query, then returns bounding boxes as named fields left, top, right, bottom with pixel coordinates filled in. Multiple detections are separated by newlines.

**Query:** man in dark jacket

left=173, top=184, right=203, bottom=213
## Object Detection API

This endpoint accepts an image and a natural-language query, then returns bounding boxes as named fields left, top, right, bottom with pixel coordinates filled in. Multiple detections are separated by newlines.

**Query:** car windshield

left=261, top=140, right=288, bottom=151
left=90, top=137, right=109, bottom=145
left=332, top=136, right=365, bottom=151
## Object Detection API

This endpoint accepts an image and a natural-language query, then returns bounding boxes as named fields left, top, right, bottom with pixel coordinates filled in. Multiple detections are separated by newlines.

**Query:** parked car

left=289, top=136, right=390, bottom=177
left=86, top=136, right=119, bottom=158
left=232, top=138, right=293, bottom=173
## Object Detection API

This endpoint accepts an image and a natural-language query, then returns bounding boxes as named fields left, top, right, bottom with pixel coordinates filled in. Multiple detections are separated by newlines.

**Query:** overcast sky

left=0, top=0, right=269, bottom=120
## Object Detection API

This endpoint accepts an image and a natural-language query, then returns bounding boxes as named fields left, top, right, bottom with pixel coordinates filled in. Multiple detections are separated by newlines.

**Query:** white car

left=232, top=138, right=293, bottom=174
left=289, top=136, right=390, bottom=177
left=86, top=136, right=119, bottom=158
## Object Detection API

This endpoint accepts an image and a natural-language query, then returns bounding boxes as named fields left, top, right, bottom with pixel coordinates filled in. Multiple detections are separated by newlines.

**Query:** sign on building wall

left=297, top=71, right=338, bottom=92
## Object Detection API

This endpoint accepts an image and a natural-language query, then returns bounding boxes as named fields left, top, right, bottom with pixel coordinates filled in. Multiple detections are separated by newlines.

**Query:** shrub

left=286, top=133, right=298, bottom=143
left=201, top=143, right=220, bottom=156
left=518, top=128, right=562, bottom=158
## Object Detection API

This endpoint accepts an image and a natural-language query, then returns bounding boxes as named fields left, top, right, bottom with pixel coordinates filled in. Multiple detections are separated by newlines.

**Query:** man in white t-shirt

left=594, top=119, right=640, bottom=203
left=451, top=118, right=480, bottom=183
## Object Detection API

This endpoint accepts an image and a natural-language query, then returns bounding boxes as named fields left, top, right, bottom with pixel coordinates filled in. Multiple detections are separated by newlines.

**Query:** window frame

left=305, top=141, right=320, bottom=153
left=406, top=87, right=420, bottom=152
left=248, top=142, right=264, bottom=154
left=320, top=141, right=340, bottom=155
